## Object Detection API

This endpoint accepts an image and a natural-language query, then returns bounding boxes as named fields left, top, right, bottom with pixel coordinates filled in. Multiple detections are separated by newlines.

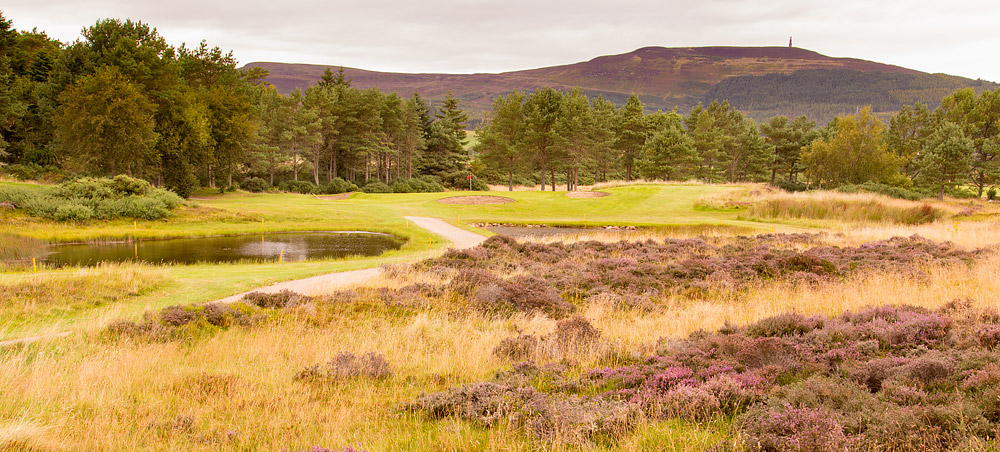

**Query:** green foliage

left=0, top=175, right=181, bottom=221
left=277, top=179, right=316, bottom=194
left=54, top=66, right=159, bottom=176
left=440, top=171, right=488, bottom=191
left=241, top=177, right=269, bottom=193
left=388, top=177, right=443, bottom=193
left=638, top=113, right=698, bottom=180
left=360, top=180, right=392, bottom=194
left=914, top=121, right=973, bottom=199
left=705, top=68, right=998, bottom=121
left=835, top=182, right=924, bottom=201
left=318, top=178, right=359, bottom=194
left=802, top=107, right=901, bottom=187
left=987, top=187, right=997, bottom=201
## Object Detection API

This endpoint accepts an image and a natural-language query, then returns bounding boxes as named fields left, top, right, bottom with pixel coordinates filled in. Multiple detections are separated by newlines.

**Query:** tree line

left=3, top=14, right=999, bottom=200
left=0, top=15, right=475, bottom=196
left=473, top=86, right=1000, bottom=199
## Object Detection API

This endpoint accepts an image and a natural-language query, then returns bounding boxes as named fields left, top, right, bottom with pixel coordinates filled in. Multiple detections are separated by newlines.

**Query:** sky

left=4, top=0, right=1000, bottom=82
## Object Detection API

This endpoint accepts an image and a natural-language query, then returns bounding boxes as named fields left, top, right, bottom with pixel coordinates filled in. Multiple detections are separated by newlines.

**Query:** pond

left=4, top=232, right=405, bottom=267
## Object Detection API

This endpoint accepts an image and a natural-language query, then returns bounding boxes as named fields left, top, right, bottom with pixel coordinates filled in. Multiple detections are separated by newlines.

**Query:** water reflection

left=4, top=232, right=404, bottom=267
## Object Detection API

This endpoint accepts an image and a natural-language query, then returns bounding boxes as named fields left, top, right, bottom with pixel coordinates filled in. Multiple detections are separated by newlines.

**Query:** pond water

left=6, top=232, right=404, bottom=267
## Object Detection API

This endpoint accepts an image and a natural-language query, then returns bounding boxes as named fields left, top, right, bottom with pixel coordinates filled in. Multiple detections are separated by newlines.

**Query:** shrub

left=645, top=386, right=721, bottom=421
left=473, top=275, right=574, bottom=319
left=242, top=177, right=269, bottom=193
left=52, top=203, right=93, bottom=221
left=987, top=187, right=997, bottom=201
left=277, top=180, right=316, bottom=194
left=746, top=313, right=824, bottom=338
left=296, top=351, right=392, bottom=381
left=241, top=290, right=311, bottom=309
left=1, top=175, right=181, bottom=221
left=440, top=171, right=489, bottom=191
left=493, top=334, right=539, bottom=361
left=554, top=316, right=602, bottom=349
left=741, top=406, right=851, bottom=452
left=360, top=180, right=392, bottom=193
left=836, top=182, right=924, bottom=201
left=408, top=382, right=638, bottom=445
left=318, top=178, right=358, bottom=194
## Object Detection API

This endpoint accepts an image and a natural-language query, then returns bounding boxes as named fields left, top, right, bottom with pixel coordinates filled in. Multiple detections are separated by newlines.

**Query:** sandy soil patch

left=437, top=195, right=515, bottom=205
left=315, top=192, right=354, bottom=200
left=566, top=191, right=610, bottom=198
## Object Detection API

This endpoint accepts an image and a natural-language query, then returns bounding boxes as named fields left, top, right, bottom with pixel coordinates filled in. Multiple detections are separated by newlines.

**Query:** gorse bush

left=0, top=175, right=183, bottom=221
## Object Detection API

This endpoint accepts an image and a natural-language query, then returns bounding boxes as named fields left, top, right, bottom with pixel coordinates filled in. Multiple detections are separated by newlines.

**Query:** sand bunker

left=566, top=191, right=610, bottom=198
left=437, top=195, right=515, bottom=205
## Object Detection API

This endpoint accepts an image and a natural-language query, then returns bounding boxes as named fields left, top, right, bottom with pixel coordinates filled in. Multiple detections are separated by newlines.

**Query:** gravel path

left=0, top=217, right=486, bottom=346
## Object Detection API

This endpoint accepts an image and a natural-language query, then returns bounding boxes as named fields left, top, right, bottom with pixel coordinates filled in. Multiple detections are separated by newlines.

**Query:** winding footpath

left=0, top=216, right=486, bottom=347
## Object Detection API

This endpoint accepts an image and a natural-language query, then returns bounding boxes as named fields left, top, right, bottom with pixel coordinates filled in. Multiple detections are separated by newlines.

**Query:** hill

left=245, top=46, right=997, bottom=124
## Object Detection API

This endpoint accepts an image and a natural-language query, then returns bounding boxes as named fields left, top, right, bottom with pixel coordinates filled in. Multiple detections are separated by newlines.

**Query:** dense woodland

left=2, top=14, right=1000, bottom=199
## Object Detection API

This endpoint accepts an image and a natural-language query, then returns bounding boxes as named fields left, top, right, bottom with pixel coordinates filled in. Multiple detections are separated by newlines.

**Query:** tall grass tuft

left=743, top=191, right=946, bottom=224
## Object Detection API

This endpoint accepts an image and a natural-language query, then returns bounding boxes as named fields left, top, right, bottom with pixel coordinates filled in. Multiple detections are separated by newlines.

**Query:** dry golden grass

left=4, top=246, right=998, bottom=451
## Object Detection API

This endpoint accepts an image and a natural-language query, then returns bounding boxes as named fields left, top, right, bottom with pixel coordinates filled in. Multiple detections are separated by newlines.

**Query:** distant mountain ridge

left=245, top=46, right=997, bottom=123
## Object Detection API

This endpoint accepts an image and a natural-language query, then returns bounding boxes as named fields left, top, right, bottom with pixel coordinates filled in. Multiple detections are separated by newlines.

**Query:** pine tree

left=476, top=92, right=525, bottom=191
left=614, top=94, right=647, bottom=182
left=915, top=121, right=972, bottom=199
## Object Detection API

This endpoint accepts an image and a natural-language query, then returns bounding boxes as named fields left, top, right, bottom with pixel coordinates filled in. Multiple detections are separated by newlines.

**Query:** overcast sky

left=4, top=0, right=999, bottom=82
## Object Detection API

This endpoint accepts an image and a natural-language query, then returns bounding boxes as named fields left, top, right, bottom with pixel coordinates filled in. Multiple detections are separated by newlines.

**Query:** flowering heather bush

left=296, top=352, right=392, bottom=382
left=420, top=235, right=975, bottom=310
left=241, top=290, right=313, bottom=309
left=104, top=298, right=279, bottom=342
left=408, top=381, right=639, bottom=445
left=741, top=406, right=851, bottom=452
left=416, top=302, right=1000, bottom=449
left=493, top=317, right=610, bottom=362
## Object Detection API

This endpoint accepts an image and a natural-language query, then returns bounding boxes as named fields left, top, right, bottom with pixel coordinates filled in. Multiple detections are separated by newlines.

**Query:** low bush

left=359, top=180, right=392, bottom=194
left=103, top=290, right=315, bottom=342
left=296, top=351, right=392, bottom=382
left=440, top=171, right=489, bottom=191
left=0, top=175, right=183, bottom=221
left=415, top=302, right=1000, bottom=448
left=277, top=180, right=316, bottom=194
left=318, top=178, right=358, bottom=194
left=423, top=235, right=975, bottom=306
left=242, top=177, right=269, bottom=193
left=836, top=182, right=924, bottom=201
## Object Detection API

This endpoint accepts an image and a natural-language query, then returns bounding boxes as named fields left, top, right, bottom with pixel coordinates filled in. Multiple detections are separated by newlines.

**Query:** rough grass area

left=0, top=263, right=164, bottom=332
left=2, top=234, right=1000, bottom=451
left=731, top=191, right=950, bottom=225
